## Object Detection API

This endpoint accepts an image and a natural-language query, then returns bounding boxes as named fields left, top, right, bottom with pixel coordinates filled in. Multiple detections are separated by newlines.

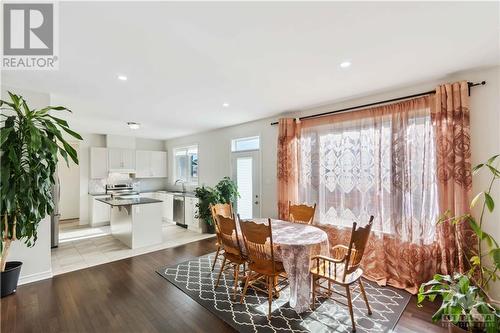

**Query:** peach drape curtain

left=432, top=81, right=475, bottom=275
left=276, top=81, right=475, bottom=294
left=277, top=118, right=300, bottom=219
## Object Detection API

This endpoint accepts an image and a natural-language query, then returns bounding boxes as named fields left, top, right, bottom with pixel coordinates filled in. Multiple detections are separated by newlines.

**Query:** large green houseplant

left=194, top=177, right=239, bottom=233
left=0, top=92, right=81, bottom=296
left=418, top=155, right=500, bottom=332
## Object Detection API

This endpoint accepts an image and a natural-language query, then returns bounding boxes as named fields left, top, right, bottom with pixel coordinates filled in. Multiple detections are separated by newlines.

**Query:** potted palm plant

left=418, top=155, right=500, bottom=332
left=0, top=92, right=81, bottom=297
left=194, top=177, right=239, bottom=233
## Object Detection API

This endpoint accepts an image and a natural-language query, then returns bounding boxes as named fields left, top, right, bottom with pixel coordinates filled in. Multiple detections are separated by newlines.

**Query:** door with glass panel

left=231, top=150, right=261, bottom=219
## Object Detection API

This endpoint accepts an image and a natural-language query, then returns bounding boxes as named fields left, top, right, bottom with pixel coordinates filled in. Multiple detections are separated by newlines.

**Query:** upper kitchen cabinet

left=151, top=151, right=167, bottom=177
left=90, top=147, right=108, bottom=179
left=135, top=150, right=167, bottom=178
left=108, top=148, right=136, bottom=172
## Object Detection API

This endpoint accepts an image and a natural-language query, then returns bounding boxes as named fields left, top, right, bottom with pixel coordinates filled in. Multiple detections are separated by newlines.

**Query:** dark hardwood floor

left=1, top=238, right=447, bottom=332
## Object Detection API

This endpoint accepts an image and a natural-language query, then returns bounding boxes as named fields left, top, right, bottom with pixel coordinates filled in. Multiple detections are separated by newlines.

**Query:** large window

left=299, top=111, right=439, bottom=244
left=173, top=145, right=198, bottom=184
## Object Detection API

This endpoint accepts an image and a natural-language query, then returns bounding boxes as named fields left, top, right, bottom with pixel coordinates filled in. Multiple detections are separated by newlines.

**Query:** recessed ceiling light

left=222, top=102, right=230, bottom=108
left=127, top=122, right=140, bottom=129
left=339, top=61, right=351, bottom=69
left=118, top=75, right=128, bottom=81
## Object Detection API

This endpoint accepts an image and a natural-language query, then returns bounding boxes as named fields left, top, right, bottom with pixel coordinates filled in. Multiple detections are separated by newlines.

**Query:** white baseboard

left=18, top=269, right=53, bottom=285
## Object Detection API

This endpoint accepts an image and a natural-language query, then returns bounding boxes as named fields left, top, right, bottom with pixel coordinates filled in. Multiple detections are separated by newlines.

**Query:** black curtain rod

left=270, top=81, right=486, bottom=125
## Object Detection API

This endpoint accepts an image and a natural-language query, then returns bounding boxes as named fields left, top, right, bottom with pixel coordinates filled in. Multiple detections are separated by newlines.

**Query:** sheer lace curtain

left=299, top=97, right=438, bottom=244
left=276, top=82, right=474, bottom=293
left=297, top=97, right=446, bottom=293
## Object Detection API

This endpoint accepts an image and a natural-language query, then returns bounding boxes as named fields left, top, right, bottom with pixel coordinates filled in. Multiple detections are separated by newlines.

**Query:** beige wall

left=165, top=65, right=500, bottom=297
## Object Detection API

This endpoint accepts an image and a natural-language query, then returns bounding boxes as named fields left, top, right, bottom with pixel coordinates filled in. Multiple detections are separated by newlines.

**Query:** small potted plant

left=418, top=274, right=499, bottom=332
left=194, top=185, right=220, bottom=233
left=418, top=155, right=500, bottom=332
left=194, top=177, right=239, bottom=233
left=0, top=92, right=81, bottom=297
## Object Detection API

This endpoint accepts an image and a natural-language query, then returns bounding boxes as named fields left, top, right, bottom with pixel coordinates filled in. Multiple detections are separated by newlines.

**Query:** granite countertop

left=96, top=197, right=163, bottom=206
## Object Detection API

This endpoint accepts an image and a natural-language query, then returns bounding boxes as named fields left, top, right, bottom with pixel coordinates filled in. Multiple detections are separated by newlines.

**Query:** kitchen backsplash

left=88, top=176, right=168, bottom=194
left=88, top=179, right=106, bottom=194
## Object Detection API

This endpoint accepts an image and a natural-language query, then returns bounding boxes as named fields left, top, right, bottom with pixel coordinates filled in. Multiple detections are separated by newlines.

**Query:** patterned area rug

left=156, top=253, right=411, bottom=333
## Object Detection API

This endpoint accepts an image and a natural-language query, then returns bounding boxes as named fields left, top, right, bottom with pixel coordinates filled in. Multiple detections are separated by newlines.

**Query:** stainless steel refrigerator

left=50, top=173, right=60, bottom=248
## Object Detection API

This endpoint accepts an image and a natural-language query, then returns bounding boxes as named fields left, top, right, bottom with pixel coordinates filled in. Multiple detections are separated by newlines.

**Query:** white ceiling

left=2, top=1, right=499, bottom=139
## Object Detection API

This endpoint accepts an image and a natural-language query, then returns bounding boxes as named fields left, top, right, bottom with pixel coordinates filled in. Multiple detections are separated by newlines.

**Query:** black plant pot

left=1, top=261, right=22, bottom=298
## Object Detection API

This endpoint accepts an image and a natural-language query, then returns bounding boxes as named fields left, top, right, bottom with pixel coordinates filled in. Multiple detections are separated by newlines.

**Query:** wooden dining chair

left=288, top=201, right=317, bottom=225
left=310, top=216, right=374, bottom=332
left=210, top=203, right=233, bottom=271
left=238, top=217, right=288, bottom=317
left=213, top=214, right=247, bottom=300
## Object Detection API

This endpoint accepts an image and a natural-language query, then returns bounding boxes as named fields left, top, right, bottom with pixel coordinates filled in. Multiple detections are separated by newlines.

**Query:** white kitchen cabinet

left=185, top=197, right=205, bottom=233
left=135, top=150, right=151, bottom=178
left=156, top=192, right=174, bottom=222
left=90, top=195, right=111, bottom=226
left=90, top=147, right=108, bottom=179
left=135, top=150, right=167, bottom=178
left=108, top=148, right=136, bottom=172
left=151, top=151, right=167, bottom=177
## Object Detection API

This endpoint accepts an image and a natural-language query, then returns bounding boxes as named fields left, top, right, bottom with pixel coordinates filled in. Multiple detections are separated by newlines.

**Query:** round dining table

left=237, top=218, right=330, bottom=313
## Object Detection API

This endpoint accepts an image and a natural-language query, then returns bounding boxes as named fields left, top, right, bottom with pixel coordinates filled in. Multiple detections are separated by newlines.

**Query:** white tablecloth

left=238, top=218, right=329, bottom=313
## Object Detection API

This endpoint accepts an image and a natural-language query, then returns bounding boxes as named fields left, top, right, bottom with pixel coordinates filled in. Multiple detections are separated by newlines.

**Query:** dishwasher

left=173, top=195, right=186, bottom=228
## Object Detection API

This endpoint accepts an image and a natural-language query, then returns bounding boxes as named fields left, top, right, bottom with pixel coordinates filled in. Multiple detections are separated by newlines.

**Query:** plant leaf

left=490, top=248, right=500, bottom=269
left=59, top=125, right=83, bottom=140
left=470, top=192, right=483, bottom=209
left=472, top=163, right=484, bottom=174
left=487, top=164, right=500, bottom=178
left=484, top=192, right=495, bottom=212
left=487, top=154, right=500, bottom=165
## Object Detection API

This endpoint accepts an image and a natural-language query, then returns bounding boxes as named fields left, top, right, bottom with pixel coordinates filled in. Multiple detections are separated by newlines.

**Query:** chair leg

left=274, top=276, right=280, bottom=298
left=211, top=246, right=221, bottom=272
left=311, top=276, right=316, bottom=310
left=358, top=279, right=372, bottom=315
left=215, top=257, right=227, bottom=288
left=267, top=276, right=273, bottom=318
left=345, top=286, right=356, bottom=332
left=233, top=264, right=239, bottom=300
left=240, top=271, right=251, bottom=304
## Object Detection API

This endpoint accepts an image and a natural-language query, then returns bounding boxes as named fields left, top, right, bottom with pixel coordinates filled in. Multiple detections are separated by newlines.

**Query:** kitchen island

left=97, top=197, right=163, bottom=249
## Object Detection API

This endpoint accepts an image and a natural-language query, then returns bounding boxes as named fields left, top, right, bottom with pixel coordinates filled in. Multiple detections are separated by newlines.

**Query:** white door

left=58, top=143, right=80, bottom=220
left=231, top=151, right=260, bottom=219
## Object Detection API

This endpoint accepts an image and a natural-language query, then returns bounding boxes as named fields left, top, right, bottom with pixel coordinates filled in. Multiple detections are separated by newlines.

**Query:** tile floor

left=52, top=222, right=215, bottom=275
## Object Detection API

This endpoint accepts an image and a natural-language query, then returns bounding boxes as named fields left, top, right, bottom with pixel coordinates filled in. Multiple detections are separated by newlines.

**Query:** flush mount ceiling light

left=127, top=122, right=140, bottom=129
left=222, top=102, right=230, bottom=108
left=339, top=61, right=352, bottom=69
left=117, top=75, right=128, bottom=81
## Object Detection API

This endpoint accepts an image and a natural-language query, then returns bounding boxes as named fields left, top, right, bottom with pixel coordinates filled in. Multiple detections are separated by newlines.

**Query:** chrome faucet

left=174, top=179, right=186, bottom=193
